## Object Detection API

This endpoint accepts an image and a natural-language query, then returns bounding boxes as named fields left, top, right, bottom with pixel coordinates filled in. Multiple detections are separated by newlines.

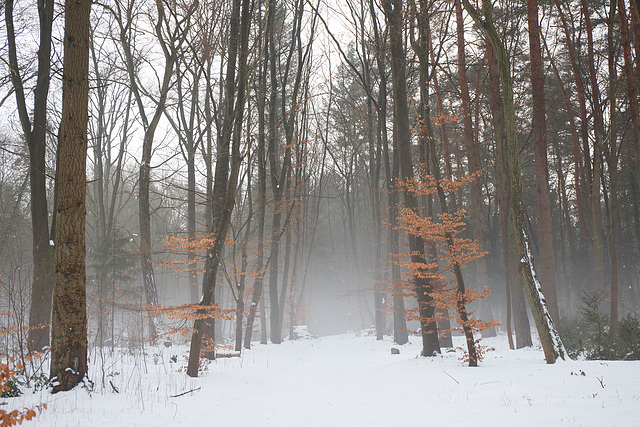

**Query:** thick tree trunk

left=507, top=215, right=533, bottom=348
left=268, top=212, right=283, bottom=344
left=266, top=0, right=283, bottom=344
left=278, top=219, right=293, bottom=334
left=424, top=83, right=478, bottom=365
left=384, top=0, right=439, bottom=356
left=411, top=11, right=454, bottom=349
left=485, top=41, right=530, bottom=348
left=618, top=0, right=640, bottom=260
left=527, top=0, right=559, bottom=326
left=463, top=0, right=565, bottom=363
left=632, top=3, right=640, bottom=181
left=139, top=158, right=158, bottom=340
left=235, top=183, right=252, bottom=351
left=50, top=0, right=91, bottom=392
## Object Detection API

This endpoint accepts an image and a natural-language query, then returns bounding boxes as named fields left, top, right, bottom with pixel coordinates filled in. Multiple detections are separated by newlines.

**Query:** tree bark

left=384, top=0, right=439, bottom=356
left=485, top=40, right=530, bottom=348
left=423, top=70, right=478, bottom=366
left=50, top=0, right=91, bottom=392
left=527, top=0, right=559, bottom=326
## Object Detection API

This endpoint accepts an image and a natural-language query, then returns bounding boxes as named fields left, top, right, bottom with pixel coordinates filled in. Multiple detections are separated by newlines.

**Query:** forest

left=1, top=0, right=640, bottom=422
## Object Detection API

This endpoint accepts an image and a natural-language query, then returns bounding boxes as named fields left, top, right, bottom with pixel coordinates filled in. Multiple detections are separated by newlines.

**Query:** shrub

left=561, top=291, right=640, bottom=361
left=0, top=361, right=46, bottom=426
left=616, top=314, right=640, bottom=360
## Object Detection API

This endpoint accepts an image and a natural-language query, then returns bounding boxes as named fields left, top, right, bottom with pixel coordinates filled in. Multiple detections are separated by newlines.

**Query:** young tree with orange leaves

left=397, top=172, right=496, bottom=366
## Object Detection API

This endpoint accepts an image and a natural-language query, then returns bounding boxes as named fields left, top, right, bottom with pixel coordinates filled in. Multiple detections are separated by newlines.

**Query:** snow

left=8, top=333, right=640, bottom=426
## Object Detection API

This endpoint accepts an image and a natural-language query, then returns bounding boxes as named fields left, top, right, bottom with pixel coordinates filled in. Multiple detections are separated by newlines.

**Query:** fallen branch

left=170, top=387, right=201, bottom=398
left=442, top=369, right=459, bottom=384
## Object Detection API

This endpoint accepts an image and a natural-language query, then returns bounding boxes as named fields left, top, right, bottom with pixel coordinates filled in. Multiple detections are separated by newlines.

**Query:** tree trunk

left=618, top=0, right=640, bottom=271
left=527, top=0, right=560, bottom=326
left=5, top=0, right=56, bottom=352
left=463, top=0, right=566, bottom=363
left=266, top=0, right=282, bottom=344
left=554, top=0, right=593, bottom=245
left=50, top=0, right=91, bottom=392
left=367, top=0, right=407, bottom=346
left=187, top=0, right=251, bottom=376
left=581, top=0, right=606, bottom=294
left=235, top=178, right=252, bottom=352
left=384, top=0, right=439, bottom=356
left=455, top=0, right=495, bottom=337
left=410, top=9, right=454, bottom=349
left=507, top=214, right=533, bottom=348
left=608, top=0, right=619, bottom=332
left=485, top=40, right=529, bottom=348
left=244, top=25, right=268, bottom=348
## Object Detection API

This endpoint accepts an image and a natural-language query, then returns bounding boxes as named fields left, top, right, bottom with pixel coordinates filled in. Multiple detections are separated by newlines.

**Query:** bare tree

left=5, top=0, right=55, bottom=351
left=106, top=0, right=197, bottom=339
left=187, top=0, right=252, bottom=376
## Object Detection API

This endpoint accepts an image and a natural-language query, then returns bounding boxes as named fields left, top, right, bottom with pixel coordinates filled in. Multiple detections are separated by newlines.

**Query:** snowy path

left=12, top=334, right=640, bottom=426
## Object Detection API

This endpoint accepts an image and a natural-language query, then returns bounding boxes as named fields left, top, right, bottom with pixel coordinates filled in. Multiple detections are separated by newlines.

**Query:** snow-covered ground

left=8, top=332, right=640, bottom=426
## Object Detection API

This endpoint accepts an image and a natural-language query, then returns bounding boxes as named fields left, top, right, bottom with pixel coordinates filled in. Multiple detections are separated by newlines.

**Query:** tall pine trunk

left=486, top=41, right=531, bottom=348
left=527, top=0, right=559, bottom=325
left=607, top=0, right=619, bottom=332
left=581, top=0, right=606, bottom=294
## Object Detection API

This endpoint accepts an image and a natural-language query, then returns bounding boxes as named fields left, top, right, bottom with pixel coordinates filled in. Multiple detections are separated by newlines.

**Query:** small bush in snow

left=561, top=291, right=640, bottom=361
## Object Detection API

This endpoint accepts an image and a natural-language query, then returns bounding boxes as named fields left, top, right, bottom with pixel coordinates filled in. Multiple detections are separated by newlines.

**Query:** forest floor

left=8, top=330, right=640, bottom=426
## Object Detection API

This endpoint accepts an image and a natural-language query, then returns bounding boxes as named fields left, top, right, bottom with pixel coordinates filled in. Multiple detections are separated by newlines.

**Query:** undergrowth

left=561, top=291, right=640, bottom=360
